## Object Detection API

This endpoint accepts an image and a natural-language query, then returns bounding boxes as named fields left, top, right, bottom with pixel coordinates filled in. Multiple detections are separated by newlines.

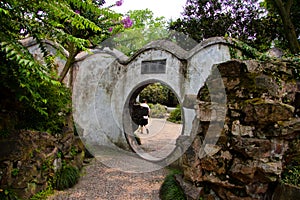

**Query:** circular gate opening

left=123, top=82, right=183, bottom=161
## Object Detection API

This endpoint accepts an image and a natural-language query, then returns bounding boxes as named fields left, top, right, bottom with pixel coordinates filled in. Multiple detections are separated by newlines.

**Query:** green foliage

left=170, top=0, right=280, bottom=52
left=11, top=168, right=19, bottom=177
left=139, top=83, right=178, bottom=107
left=148, top=103, right=167, bottom=118
left=13, top=83, right=71, bottom=134
left=0, top=189, right=20, bottom=200
left=70, top=146, right=78, bottom=157
left=159, top=169, right=186, bottom=200
left=282, top=164, right=300, bottom=187
left=167, top=105, right=182, bottom=124
left=282, top=147, right=300, bottom=187
left=0, top=0, right=72, bottom=134
left=262, top=0, right=300, bottom=53
left=0, top=0, right=129, bottom=127
left=227, top=38, right=271, bottom=61
left=0, top=40, right=57, bottom=117
left=54, top=165, right=80, bottom=190
left=127, top=9, right=167, bottom=29
left=111, top=9, right=168, bottom=56
left=29, top=186, right=54, bottom=200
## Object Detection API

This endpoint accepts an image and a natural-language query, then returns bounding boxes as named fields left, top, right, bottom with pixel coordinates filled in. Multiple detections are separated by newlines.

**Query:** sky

left=104, top=0, right=187, bottom=20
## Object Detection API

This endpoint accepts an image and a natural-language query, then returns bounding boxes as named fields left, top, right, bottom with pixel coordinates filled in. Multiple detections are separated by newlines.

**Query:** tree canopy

left=170, top=0, right=300, bottom=54
left=109, top=9, right=169, bottom=56
left=263, top=0, right=300, bottom=53
left=0, top=0, right=131, bottom=133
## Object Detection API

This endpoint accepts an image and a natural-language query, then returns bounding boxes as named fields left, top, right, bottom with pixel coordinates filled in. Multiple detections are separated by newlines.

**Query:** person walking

left=139, top=99, right=150, bottom=134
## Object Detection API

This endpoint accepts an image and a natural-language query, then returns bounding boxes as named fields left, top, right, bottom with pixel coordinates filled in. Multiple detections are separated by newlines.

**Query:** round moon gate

left=73, top=38, right=232, bottom=172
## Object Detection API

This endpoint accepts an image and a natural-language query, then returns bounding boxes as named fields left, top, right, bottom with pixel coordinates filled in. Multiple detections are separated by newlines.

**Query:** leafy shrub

left=149, top=103, right=167, bottom=118
left=159, top=169, right=186, bottom=200
left=0, top=42, right=71, bottom=135
left=54, top=165, right=80, bottom=190
left=29, top=186, right=53, bottom=200
left=282, top=162, right=300, bottom=187
left=16, top=83, right=71, bottom=134
left=0, top=189, right=19, bottom=200
left=167, top=105, right=182, bottom=123
left=139, top=83, right=178, bottom=107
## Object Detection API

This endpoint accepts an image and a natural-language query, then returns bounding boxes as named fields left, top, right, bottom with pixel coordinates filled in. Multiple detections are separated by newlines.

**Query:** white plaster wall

left=21, top=37, right=242, bottom=167
left=110, top=50, right=185, bottom=140
left=72, top=37, right=234, bottom=151
left=73, top=52, right=118, bottom=146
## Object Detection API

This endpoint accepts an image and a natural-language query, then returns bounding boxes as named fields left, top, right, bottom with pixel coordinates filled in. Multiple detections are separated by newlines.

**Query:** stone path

left=48, top=159, right=168, bottom=200
left=135, top=118, right=182, bottom=159
left=48, top=118, right=182, bottom=200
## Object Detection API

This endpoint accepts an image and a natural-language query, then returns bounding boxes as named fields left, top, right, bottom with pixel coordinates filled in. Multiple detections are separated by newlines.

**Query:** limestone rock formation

left=180, top=60, right=300, bottom=199
left=0, top=129, right=84, bottom=199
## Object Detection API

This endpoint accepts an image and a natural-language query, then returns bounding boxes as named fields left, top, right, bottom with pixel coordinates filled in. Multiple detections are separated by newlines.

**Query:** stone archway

left=122, top=80, right=182, bottom=162
left=72, top=37, right=235, bottom=172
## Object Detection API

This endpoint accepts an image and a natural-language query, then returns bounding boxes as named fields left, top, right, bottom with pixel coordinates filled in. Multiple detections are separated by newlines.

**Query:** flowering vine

left=121, top=16, right=133, bottom=28
left=107, top=0, right=133, bottom=32
left=116, top=0, right=123, bottom=6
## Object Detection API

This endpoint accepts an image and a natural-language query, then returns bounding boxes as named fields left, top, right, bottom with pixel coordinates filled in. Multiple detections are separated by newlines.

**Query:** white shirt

left=140, top=103, right=150, bottom=119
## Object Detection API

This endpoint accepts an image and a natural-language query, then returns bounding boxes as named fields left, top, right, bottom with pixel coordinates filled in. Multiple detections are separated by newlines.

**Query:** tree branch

left=286, top=0, right=293, bottom=14
left=58, top=43, right=78, bottom=83
left=274, top=0, right=286, bottom=17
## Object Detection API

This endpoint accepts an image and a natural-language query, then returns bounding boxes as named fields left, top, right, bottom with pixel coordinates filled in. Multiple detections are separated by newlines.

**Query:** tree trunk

left=59, top=43, right=78, bottom=83
left=284, top=19, right=300, bottom=54
left=274, top=0, right=300, bottom=54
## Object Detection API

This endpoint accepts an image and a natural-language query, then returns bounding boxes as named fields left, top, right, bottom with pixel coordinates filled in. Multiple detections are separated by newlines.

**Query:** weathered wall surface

left=180, top=59, right=300, bottom=199
left=73, top=38, right=232, bottom=156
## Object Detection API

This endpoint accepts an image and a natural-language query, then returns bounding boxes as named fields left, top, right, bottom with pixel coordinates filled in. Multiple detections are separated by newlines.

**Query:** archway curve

left=122, top=79, right=184, bottom=162
left=72, top=37, right=237, bottom=172
left=22, top=37, right=245, bottom=172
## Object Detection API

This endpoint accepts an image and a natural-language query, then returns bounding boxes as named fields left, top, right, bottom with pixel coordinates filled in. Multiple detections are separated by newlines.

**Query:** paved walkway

left=48, top=118, right=182, bottom=200
left=136, top=118, right=182, bottom=159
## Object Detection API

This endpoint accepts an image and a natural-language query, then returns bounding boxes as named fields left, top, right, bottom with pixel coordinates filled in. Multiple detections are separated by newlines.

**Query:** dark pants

left=140, top=118, right=148, bottom=126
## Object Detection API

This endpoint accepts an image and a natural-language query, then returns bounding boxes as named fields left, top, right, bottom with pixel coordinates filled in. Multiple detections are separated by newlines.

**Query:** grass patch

left=54, top=165, right=80, bottom=190
left=29, top=186, right=54, bottom=200
left=159, top=168, right=186, bottom=200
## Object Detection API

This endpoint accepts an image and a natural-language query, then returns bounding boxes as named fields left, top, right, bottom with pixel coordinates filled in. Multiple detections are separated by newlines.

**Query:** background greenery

left=0, top=0, right=127, bottom=134
left=170, top=0, right=300, bottom=54
left=139, top=83, right=178, bottom=107
left=159, top=168, right=186, bottom=200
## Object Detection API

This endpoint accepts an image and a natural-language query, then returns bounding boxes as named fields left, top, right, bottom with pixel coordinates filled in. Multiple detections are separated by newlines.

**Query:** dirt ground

left=48, top=159, right=169, bottom=200
left=48, top=118, right=182, bottom=200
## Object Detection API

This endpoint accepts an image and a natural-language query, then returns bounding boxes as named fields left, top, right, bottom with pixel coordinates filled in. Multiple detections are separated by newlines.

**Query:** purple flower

left=115, top=0, right=123, bottom=6
left=108, top=27, right=113, bottom=32
left=121, top=16, right=133, bottom=28
left=75, top=10, right=80, bottom=14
